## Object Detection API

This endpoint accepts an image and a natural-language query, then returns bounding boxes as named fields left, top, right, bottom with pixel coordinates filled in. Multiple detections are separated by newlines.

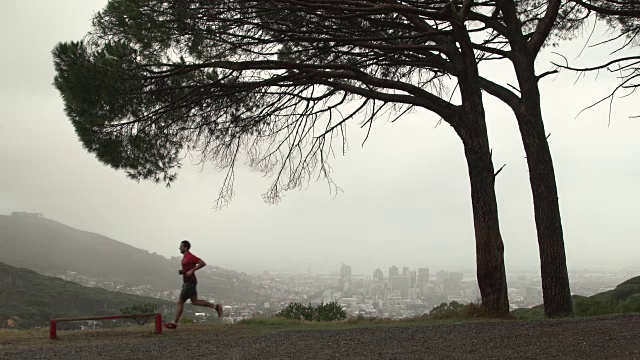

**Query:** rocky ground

left=0, top=314, right=638, bottom=359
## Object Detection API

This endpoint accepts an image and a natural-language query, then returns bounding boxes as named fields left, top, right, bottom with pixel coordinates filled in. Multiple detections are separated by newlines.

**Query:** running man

left=164, top=240, right=223, bottom=329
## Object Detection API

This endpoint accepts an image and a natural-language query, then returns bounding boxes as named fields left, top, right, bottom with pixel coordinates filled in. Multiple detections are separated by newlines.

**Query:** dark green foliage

left=52, top=40, right=183, bottom=185
left=615, top=295, right=640, bottom=312
left=120, top=303, right=159, bottom=315
left=510, top=307, right=537, bottom=320
left=573, top=276, right=640, bottom=316
left=275, top=302, right=346, bottom=322
left=422, top=301, right=491, bottom=321
left=120, top=303, right=159, bottom=325
left=275, top=303, right=315, bottom=321
left=314, top=302, right=347, bottom=322
left=574, top=0, right=640, bottom=40
left=595, top=276, right=640, bottom=302
left=571, top=296, right=610, bottom=316
left=598, top=287, right=638, bottom=303
left=618, top=277, right=640, bottom=286
left=429, top=301, right=466, bottom=316
left=50, top=0, right=463, bottom=207
left=16, top=307, right=52, bottom=327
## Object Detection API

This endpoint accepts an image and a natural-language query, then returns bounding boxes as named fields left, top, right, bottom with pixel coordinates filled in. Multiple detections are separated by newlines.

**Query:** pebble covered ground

left=0, top=314, right=638, bottom=359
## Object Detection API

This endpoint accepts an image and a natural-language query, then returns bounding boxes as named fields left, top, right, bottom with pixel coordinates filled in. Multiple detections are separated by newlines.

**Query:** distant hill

left=589, top=276, right=640, bottom=303
left=0, top=213, right=261, bottom=302
left=512, top=276, right=640, bottom=319
left=0, top=261, right=173, bottom=329
left=0, top=213, right=174, bottom=289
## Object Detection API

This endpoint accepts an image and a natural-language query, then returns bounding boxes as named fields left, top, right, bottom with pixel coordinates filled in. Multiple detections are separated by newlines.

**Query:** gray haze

left=1, top=1, right=639, bottom=275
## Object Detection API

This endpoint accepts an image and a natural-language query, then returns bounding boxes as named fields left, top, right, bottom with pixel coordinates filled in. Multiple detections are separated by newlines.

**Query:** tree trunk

left=514, top=56, right=573, bottom=318
left=449, top=19, right=510, bottom=317
left=456, top=119, right=510, bottom=317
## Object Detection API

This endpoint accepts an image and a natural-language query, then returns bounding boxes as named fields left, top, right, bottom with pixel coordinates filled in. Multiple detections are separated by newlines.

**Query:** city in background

left=55, top=260, right=637, bottom=324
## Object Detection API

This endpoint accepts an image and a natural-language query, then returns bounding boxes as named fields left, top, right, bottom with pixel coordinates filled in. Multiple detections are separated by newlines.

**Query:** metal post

left=49, top=320, right=57, bottom=340
left=155, top=313, right=162, bottom=335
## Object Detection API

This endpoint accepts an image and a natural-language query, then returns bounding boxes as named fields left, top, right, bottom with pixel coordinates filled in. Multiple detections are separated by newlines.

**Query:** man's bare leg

left=191, top=296, right=223, bottom=317
left=173, top=300, right=185, bottom=323
left=164, top=299, right=186, bottom=329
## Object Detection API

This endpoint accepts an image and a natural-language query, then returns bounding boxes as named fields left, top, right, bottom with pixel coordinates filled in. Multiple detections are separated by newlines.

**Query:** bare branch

left=494, top=164, right=507, bottom=177
left=537, top=69, right=559, bottom=81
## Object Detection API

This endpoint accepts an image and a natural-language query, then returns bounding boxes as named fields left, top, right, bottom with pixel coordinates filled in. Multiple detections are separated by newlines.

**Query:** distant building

left=339, top=263, right=352, bottom=291
left=436, top=271, right=449, bottom=283
left=390, top=276, right=411, bottom=298
left=417, top=268, right=430, bottom=287
left=409, top=271, right=417, bottom=288
left=449, top=272, right=463, bottom=283
left=408, top=288, right=419, bottom=301
left=373, top=268, right=384, bottom=282
left=389, top=265, right=399, bottom=278
left=402, top=267, right=409, bottom=276
left=340, top=263, right=352, bottom=282
left=444, top=272, right=463, bottom=295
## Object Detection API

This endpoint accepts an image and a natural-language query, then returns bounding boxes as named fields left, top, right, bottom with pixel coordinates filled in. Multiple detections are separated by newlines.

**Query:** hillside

left=0, top=213, right=260, bottom=302
left=590, top=276, right=640, bottom=302
left=0, top=213, right=173, bottom=289
left=512, top=276, right=640, bottom=319
left=0, top=262, right=173, bottom=329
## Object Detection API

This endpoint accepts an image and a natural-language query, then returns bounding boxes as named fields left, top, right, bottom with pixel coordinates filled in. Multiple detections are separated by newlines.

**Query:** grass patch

left=236, top=302, right=511, bottom=333
left=0, top=327, right=48, bottom=339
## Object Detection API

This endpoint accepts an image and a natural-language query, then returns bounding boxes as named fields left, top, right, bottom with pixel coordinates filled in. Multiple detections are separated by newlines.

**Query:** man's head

left=179, top=240, right=191, bottom=254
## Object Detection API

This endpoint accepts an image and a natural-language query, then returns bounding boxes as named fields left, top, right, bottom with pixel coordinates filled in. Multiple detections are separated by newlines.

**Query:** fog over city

left=2, top=0, right=639, bottom=277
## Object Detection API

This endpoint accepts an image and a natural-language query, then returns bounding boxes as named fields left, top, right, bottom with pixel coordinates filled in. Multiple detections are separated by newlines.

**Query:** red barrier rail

left=49, top=312, right=162, bottom=339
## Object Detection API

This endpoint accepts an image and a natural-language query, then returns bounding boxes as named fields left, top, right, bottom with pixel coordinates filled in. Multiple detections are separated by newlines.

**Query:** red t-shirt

left=182, top=251, right=201, bottom=284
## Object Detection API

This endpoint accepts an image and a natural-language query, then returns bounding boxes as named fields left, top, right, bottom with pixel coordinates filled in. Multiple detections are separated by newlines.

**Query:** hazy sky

left=1, top=1, right=638, bottom=275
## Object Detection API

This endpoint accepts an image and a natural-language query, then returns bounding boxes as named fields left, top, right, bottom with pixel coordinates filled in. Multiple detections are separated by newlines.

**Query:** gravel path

left=1, top=314, right=638, bottom=359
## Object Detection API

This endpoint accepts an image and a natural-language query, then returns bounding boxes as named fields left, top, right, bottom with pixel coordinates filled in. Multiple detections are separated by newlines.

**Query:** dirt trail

left=1, top=314, right=638, bottom=359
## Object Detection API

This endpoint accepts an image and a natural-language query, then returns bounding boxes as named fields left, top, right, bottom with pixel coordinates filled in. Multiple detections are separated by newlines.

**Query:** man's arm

left=186, top=259, right=207, bottom=276
left=194, top=259, right=207, bottom=271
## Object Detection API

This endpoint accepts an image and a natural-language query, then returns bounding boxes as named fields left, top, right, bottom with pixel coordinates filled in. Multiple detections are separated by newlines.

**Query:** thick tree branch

left=478, top=77, right=521, bottom=109
left=466, top=11, right=510, bottom=36
left=528, top=0, right=562, bottom=55
left=459, top=0, right=474, bottom=21
left=317, top=78, right=457, bottom=123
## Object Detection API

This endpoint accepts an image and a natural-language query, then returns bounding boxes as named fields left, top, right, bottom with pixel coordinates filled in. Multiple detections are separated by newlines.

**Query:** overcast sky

left=1, top=1, right=638, bottom=276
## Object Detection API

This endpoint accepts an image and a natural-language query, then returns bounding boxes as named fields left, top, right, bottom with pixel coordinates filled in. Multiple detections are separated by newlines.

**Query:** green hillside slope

left=512, top=276, right=640, bottom=319
left=0, top=262, right=173, bottom=329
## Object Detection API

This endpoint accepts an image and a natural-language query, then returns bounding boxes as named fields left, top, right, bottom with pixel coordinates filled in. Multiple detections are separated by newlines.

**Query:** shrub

left=275, top=302, right=315, bottom=321
left=120, top=303, right=159, bottom=325
left=423, top=301, right=493, bottom=321
left=275, top=302, right=346, bottom=322
left=615, top=294, right=640, bottom=313
left=315, top=302, right=347, bottom=321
